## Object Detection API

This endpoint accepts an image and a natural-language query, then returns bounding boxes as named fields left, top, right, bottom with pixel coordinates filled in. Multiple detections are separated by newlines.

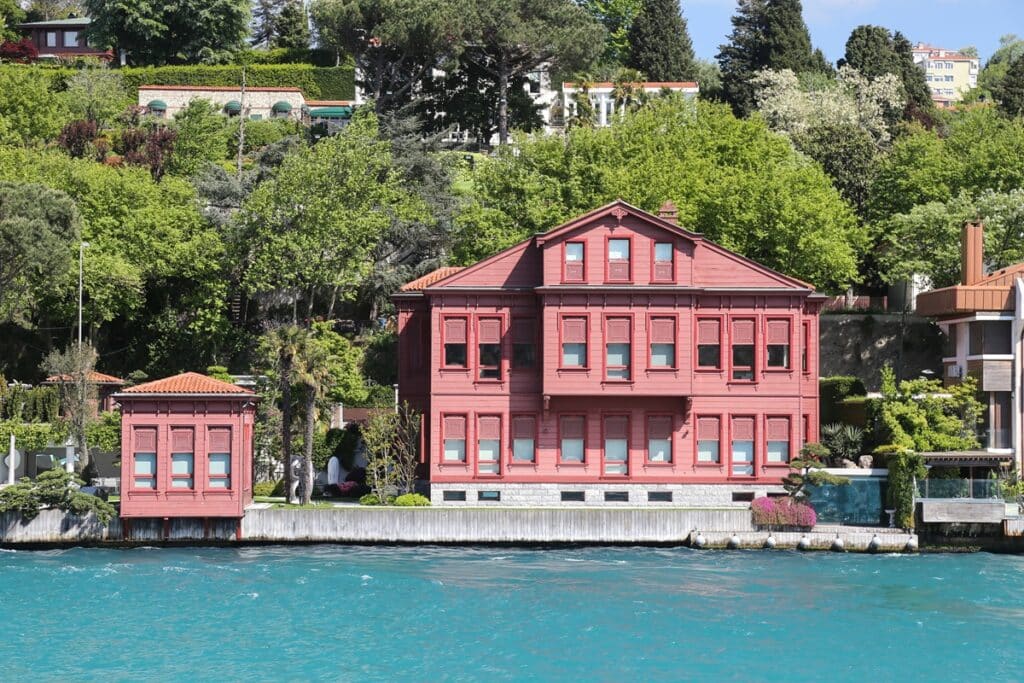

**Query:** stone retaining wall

left=429, top=482, right=783, bottom=507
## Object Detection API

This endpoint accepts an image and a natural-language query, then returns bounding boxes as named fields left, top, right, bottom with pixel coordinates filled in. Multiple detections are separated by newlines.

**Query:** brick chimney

left=658, top=200, right=678, bottom=225
left=961, top=220, right=984, bottom=285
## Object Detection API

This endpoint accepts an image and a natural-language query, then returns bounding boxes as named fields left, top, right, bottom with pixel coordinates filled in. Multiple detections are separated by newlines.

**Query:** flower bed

left=751, top=496, right=817, bottom=529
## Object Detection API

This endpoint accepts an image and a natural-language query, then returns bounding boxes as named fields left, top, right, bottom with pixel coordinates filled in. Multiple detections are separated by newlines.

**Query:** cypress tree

left=893, top=31, right=933, bottom=115
left=717, top=0, right=768, bottom=116
left=995, top=54, right=1024, bottom=117
left=273, top=0, right=310, bottom=50
left=762, top=0, right=820, bottom=74
left=625, top=0, right=696, bottom=81
left=841, top=26, right=934, bottom=119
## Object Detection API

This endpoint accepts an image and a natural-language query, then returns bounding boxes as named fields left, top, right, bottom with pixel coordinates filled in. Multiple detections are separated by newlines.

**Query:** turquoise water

left=2, top=546, right=1022, bottom=681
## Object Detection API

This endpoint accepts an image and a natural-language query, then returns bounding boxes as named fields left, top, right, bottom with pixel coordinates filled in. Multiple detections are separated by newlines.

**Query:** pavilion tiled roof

left=45, top=371, right=124, bottom=385
left=400, top=267, right=466, bottom=291
left=137, top=85, right=304, bottom=93
left=119, top=372, right=253, bottom=395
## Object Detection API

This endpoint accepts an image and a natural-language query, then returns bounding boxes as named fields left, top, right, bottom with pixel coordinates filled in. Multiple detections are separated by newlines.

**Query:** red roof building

left=115, top=373, right=257, bottom=521
left=44, top=370, right=125, bottom=413
left=394, top=200, right=824, bottom=505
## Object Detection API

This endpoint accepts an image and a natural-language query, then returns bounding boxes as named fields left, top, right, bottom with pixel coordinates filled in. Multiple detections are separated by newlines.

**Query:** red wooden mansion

left=395, top=200, right=824, bottom=505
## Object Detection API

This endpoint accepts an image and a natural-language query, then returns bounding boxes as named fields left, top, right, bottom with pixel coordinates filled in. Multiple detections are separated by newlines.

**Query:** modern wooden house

left=115, top=373, right=256, bottom=520
left=17, top=17, right=111, bottom=61
left=395, top=200, right=824, bottom=506
left=917, top=221, right=1023, bottom=466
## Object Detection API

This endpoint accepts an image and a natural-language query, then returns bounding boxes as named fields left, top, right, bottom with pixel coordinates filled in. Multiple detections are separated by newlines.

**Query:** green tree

left=0, top=68, right=70, bottom=145
left=293, top=329, right=333, bottom=504
left=361, top=402, right=421, bottom=501
left=762, top=0, right=827, bottom=74
left=23, top=0, right=83, bottom=22
left=625, top=0, right=695, bottom=81
left=577, top=0, right=642, bottom=66
left=454, top=98, right=864, bottom=290
left=310, top=0, right=464, bottom=109
left=461, top=0, right=604, bottom=145
left=84, top=0, right=251, bottom=65
left=0, top=0, right=25, bottom=41
left=840, top=25, right=933, bottom=119
left=311, top=321, right=369, bottom=407
left=0, top=182, right=79, bottom=322
left=995, top=54, right=1024, bottom=117
left=167, top=99, right=230, bottom=176
left=977, top=34, right=1024, bottom=99
left=63, top=69, right=132, bottom=129
left=273, top=0, right=310, bottom=49
left=42, top=343, right=98, bottom=478
left=250, top=0, right=282, bottom=48
left=259, top=324, right=304, bottom=504
left=240, top=111, right=428, bottom=319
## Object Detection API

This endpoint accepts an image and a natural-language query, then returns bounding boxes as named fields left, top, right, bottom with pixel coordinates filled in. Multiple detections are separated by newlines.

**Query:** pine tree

left=841, top=26, right=934, bottom=119
left=625, top=0, right=695, bottom=81
left=274, top=0, right=310, bottom=50
left=251, top=0, right=282, bottom=48
left=893, top=32, right=933, bottom=116
left=995, top=54, right=1024, bottom=117
left=762, top=0, right=820, bottom=74
left=717, top=0, right=768, bottom=116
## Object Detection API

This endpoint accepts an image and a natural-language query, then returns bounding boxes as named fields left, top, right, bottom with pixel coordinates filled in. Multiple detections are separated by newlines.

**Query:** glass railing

left=915, top=478, right=1004, bottom=500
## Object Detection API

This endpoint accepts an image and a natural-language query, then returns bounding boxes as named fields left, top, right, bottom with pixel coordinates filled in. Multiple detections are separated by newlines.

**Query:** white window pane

left=608, top=239, right=629, bottom=260
left=64, top=31, right=78, bottom=46
left=605, top=438, right=627, bottom=461
left=566, top=243, right=584, bottom=261
left=134, top=453, right=156, bottom=475
left=172, top=478, right=193, bottom=489
left=606, top=343, right=630, bottom=366
left=562, top=343, right=586, bottom=366
left=561, top=438, right=584, bottom=462
left=171, top=454, right=193, bottom=475
left=732, top=440, right=754, bottom=475
left=654, top=243, right=672, bottom=262
left=767, top=440, right=789, bottom=463
left=604, top=462, right=628, bottom=475
left=648, top=438, right=671, bottom=463
left=46, top=32, right=57, bottom=47
left=697, top=441, right=719, bottom=463
left=478, top=439, right=500, bottom=462
left=208, top=478, right=231, bottom=489
left=209, top=453, right=230, bottom=475
left=134, top=477, right=155, bottom=488
left=607, top=368, right=630, bottom=379
left=443, top=439, right=466, bottom=462
left=513, top=438, right=535, bottom=462
left=651, top=343, right=674, bottom=367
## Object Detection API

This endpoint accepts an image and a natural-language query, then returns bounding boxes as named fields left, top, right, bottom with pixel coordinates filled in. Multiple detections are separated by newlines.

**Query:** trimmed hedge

left=820, top=375, right=867, bottom=425
left=0, top=63, right=356, bottom=101
left=119, top=64, right=355, bottom=100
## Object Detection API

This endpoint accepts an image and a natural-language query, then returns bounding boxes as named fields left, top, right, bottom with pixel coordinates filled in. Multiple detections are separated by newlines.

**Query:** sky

left=684, top=0, right=1024, bottom=64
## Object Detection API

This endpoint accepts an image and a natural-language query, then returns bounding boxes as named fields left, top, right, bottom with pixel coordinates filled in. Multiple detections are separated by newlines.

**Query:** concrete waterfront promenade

left=0, top=508, right=917, bottom=551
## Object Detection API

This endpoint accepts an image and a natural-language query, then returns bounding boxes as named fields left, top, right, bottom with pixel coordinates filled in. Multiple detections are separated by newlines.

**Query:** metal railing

left=915, top=478, right=1004, bottom=500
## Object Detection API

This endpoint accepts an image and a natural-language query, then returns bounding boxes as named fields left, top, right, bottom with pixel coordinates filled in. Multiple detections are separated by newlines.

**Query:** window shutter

left=566, top=261, right=584, bottom=280
left=732, top=416, right=755, bottom=441
left=732, top=319, right=754, bottom=345
left=650, top=317, right=675, bottom=343
left=512, top=415, right=535, bottom=439
left=766, top=417, right=789, bottom=441
left=647, top=416, right=672, bottom=440
left=562, top=317, right=586, bottom=343
left=478, top=318, right=501, bottom=344
left=604, top=416, right=628, bottom=440
left=134, top=428, right=157, bottom=452
left=512, top=318, right=535, bottom=344
left=697, top=319, right=720, bottom=345
left=767, top=319, right=790, bottom=345
left=606, top=317, right=630, bottom=343
left=654, top=261, right=673, bottom=281
left=208, top=428, right=231, bottom=453
left=609, top=262, right=629, bottom=280
left=478, top=415, right=500, bottom=440
left=444, top=415, right=466, bottom=439
left=697, top=417, right=720, bottom=441
left=171, top=428, right=194, bottom=452
left=561, top=415, right=585, bottom=439
left=444, top=317, right=466, bottom=344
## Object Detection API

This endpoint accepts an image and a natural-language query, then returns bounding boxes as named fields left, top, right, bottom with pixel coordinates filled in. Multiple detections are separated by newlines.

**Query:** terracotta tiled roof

left=45, top=371, right=125, bottom=385
left=138, top=85, right=304, bottom=93
left=120, top=372, right=253, bottom=395
left=400, top=267, right=465, bottom=291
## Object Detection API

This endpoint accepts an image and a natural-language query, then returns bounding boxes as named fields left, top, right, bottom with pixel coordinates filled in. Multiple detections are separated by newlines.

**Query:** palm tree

left=293, top=332, right=334, bottom=505
left=259, top=324, right=306, bottom=503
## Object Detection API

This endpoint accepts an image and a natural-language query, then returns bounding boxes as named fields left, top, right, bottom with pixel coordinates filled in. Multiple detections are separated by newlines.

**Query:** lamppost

left=78, top=241, right=89, bottom=346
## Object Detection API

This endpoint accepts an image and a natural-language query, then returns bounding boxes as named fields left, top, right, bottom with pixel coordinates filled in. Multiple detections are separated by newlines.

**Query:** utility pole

left=78, top=241, right=89, bottom=346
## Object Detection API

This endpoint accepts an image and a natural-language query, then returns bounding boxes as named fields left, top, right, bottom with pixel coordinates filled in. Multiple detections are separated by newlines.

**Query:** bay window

left=696, top=417, right=720, bottom=464
left=170, top=428, right=194, bottom=489
left=477, top=415, right=501, bottom=475
left=766, top=417, right=790, bottom=464
left=208, top=428, right=232, bottom=489
left=561, top=316, right=587, bottom=368
left=560, top=415, right=585, bottom=463
left=511, top=415, right=536, bottom=463
left=647, top=415, right=672, bottom=463
left=443, top=415, right=467, bottom=463
left=649, top=316, right=675, bottom=368
left=731, top=416, right=755, bottom=476
left=133, top=427, right=157, bottom=489
left=603, top=415, right=628, bottom=475
left=605, top=317, right=631, bottom=380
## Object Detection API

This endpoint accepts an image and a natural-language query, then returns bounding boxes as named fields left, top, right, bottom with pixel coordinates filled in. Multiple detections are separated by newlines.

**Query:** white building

left=560, top=81, right=699, bottom=127
left=911, top=43, right=980, bottom=107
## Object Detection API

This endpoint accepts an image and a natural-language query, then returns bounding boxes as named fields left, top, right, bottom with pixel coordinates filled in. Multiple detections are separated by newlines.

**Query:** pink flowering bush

left=751, top=497, right=817, bottom=529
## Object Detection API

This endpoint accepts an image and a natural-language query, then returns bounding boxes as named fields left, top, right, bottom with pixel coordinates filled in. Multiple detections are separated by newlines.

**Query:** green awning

left=223, top=100, right=241, bottom=114
left=146, top=99, right=167, bottom=111
left=309, top=106, right=352, bottom=118
left=271, top=100, right=293, bottom=113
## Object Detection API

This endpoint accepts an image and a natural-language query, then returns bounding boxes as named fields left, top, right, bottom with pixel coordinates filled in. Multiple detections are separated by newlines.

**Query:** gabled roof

left=44, top=371, right=124, bottom=385
left=19, top=17, right=90, bottom=28
left=400, top=267, right=466, bottom=291
left=118, top=372, right=253, bottom=395
left=976, top=263, right=1024, bottom=287
left=534, top=199, right=701, bottom=246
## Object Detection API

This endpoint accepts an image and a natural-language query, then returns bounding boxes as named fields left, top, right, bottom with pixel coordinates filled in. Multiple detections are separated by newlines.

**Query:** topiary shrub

left=254, top=480, right=285, bottom=497
left=359, top=493, right=382, bottom=505
left=0, top=469, right=115, bottom=524
left=394, top=493, right=430, bottom=507
left=751, top=496, right=817, bottom=529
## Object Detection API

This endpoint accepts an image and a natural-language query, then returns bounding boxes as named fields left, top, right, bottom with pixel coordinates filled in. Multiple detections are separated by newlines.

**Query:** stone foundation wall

left=429, top=482, right=784, bottom=507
